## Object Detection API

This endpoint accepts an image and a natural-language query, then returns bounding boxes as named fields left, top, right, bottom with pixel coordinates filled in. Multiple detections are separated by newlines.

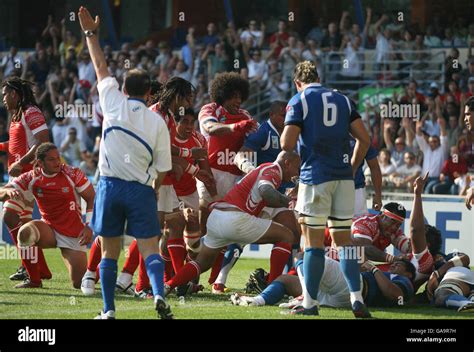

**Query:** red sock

left=122, top=240, right=139, bottom=275
left=161, top=254, right=174, bottom=282
left=167, top=238, right=186, bottom=273
left=208, top=248, right=226, bottom=285
left=87, top=237, right=102, bottom=272
left=136, top=255, right=150, bottom=292
left=268, top=242, right=292, bottom=283
left=8, top=224, right=41, bottom=284
left=37, top=247, right=52, bottom=279
left=167, top=261, right=201, bottom=289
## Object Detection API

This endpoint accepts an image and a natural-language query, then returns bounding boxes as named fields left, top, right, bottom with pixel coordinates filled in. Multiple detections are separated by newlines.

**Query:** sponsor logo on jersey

left=271, top=135, right=279, bottom=149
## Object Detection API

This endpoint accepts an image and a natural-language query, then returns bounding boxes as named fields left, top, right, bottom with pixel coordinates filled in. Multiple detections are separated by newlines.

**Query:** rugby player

left=281, top=60, right=371, bottom=317
left=0, top=143, right=94, bottom=289
left=1, top=77, right=52, bottom=287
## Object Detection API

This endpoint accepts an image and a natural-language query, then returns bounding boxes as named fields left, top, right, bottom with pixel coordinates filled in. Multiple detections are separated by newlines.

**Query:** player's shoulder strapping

left=199, top=102, right=219, bottom=124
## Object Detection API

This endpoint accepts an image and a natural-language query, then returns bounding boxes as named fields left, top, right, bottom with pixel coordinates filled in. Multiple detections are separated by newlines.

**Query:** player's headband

left=382, top=209, right=404, bottom=223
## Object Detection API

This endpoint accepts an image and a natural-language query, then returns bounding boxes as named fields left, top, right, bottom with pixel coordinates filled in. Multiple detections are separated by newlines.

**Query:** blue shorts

left=92, top=176, right=160, bottom=238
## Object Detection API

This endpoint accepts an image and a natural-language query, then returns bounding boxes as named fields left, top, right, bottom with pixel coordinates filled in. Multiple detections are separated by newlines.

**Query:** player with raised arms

left=281, top=60, right=371, bottom=317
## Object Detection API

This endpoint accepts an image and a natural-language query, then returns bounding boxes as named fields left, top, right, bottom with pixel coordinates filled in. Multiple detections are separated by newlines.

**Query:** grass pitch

left=0, top=249, right=471, bottom=320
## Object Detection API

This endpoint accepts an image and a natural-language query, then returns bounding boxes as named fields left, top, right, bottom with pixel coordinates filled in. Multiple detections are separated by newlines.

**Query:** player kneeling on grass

left=0, top=142, right=95, bottom=289
left=164, top=151, right=301, bottom=294
left=232, top=253, right=416, bottom=311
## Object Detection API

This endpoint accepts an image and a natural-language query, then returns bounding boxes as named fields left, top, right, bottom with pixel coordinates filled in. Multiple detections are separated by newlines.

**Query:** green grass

left=0, top=249, right=471, bottom=319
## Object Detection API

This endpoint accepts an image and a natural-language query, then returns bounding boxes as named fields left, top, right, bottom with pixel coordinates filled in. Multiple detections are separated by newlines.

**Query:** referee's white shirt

left=97, top=76, right=171, bottom=186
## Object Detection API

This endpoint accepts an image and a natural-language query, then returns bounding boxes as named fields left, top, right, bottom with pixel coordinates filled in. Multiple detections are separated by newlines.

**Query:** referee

left=78, top=7, right=173, bottom=319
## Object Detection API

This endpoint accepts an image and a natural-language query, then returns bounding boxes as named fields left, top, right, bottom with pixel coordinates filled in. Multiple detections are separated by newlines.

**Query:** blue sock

left=216, top=243, right=243, bottom=284
left=99, top=258, right=117, bottom=313
left=295, top=258, right=304, bottom=274
left=145, top=253, right=164, bottom=298
left=284, top=244, right=300, bottom=272
left=222, top=243, right=242, bottom=269
left=445, top=294, right=471, bottom=310
left=260, top=281, right=286, bottom=305
left=338, top=246, right=361, bottom=292
left=303, top=248, right=325, bottom=301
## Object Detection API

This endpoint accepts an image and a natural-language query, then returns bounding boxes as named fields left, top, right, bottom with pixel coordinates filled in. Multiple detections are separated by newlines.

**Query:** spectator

left=269, top=19, right=289, bottom=59
left=173, top=59, right=192, bottom=81
left=373, top=14, right=392, bottom=73
left=306, top=17, right=327, bottom=45
left=455, top=173, right=472, bottom=196
left=301, top=39, right=322, bottom=63
left=445, top=48, right=462, bottom=86
left=389, top=151, right=422, bottom=192
left=279, top=36, right=301, bottom=85
left=384, top=118, right=413, bottom=167
left=0, top=46, right=24, bottom=77
left=420, top=96, right=440, bottom=136
left=339, top=35, right=364, bottom=88
left=181, top=28, right=195, bottom=69
left=415, top=117, right=449, bottom=194
left=265, top=70, right=289, bottom=102
left=240, top=20, right=265, bottom=49
left=77, top=50, right=96, bottom=100
left=59, top=127, right=87, bottom=167
left=245, top=49, right=268, bottom=86
left=68, top=98, right=91, bottom=150
left=433, top=146, right=469, bottom=194
left=459, top=59, right=474, bottom=92
left=222, top=21, right=246, bottom=72
left=137, top=40, right=159, bottom=63
left=321, top=22, right=341, bottom=52
left=201, top=22, right=220, bottom=47
left=79, top=151, right=99, bottom=179
left=424, top=25, right=442, bottom=47
left=467, top=23, right=474, bottom=46
left=441, top=28, right=466, bottom=47
left=206, top=43, right=228, bottom=81
left=155, top=41, right=173, bottom=81
left=378, top=148, right=397, bottom=185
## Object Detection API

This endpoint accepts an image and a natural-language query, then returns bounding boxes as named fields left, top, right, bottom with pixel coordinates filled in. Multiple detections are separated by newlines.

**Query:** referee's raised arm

left=78, top=6, right=109, bottom=82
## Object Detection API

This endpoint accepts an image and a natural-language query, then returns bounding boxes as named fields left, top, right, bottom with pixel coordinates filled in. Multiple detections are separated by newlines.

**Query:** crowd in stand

left=0, top=9, right=473, bottom=194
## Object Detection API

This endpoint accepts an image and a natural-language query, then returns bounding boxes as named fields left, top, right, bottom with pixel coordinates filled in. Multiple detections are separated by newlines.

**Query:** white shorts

left=55, top=230, right=87, bottom=252
left=197, top=168, right=239, bottom=204
left=295, top=180, right=355, bottom=219
left=317, top=256, right=352, bottom=308
left=202, top=209, right=272, bottom=249
left=178, top=191, right=200, bottom=210
left=354, top=187, right=368, bottom=216
left=158, top=185, right=180, bottom=213
left=259, top=207, right=289, bottom=219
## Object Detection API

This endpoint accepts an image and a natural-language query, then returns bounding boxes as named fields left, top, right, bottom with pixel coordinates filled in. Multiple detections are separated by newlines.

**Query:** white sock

left=85, top=269, right=96, bottom=278
left=296, top=265, right=306, bottom=295
left=117, top=272, right=133, bottom=287
left=254, top=296, right=266, bottom=306
left=214, top=257, right=238, bottom=285
left=350, top=291, right=364, bottom=305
